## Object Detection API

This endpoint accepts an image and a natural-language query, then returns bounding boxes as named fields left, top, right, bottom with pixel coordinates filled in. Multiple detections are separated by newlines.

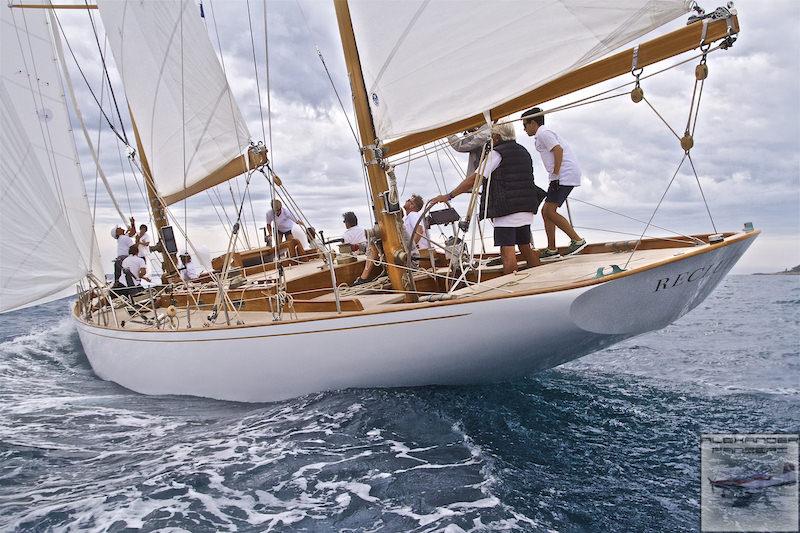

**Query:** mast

left=333, top=0, right=416, bottom=302
left=130, top=113, right=178, bottom=282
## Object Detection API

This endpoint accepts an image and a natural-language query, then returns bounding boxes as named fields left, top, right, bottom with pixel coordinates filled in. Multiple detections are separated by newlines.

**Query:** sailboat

left=1, top=0, right=758, bottom=402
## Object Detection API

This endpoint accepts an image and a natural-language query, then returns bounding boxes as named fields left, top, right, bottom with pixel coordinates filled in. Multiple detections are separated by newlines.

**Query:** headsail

left=1, top=3, right=103, bottom=313
left=347, top=0, right=692, bottom=141
left=96, top=0, right=252, bottom=205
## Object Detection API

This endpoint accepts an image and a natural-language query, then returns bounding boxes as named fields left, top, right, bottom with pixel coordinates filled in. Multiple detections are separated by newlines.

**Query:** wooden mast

left=382, top=16, right=739, bottom=157
left=130, top=113, right=178, bottom=282
left=333, top=0, right=416, bottom=302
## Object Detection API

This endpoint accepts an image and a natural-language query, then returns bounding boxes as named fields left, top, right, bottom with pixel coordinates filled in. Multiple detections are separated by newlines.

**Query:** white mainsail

left=96, top=0, right=251, bottom=204
left=347, top=0, right=692, bottom=140
left=1, top=4, right=103, bottom=313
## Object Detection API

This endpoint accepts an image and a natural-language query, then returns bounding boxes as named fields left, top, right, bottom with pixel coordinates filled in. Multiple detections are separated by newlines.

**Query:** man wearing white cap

left=111, top=217, right=136, bottom=287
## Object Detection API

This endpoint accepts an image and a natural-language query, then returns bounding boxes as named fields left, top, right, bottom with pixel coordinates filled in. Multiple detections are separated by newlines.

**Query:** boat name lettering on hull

left=653, top=258, right=733, bottom=292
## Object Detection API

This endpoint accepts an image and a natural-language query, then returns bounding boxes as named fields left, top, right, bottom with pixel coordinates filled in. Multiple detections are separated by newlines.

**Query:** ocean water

left=0, top=275, right=797, bottom=532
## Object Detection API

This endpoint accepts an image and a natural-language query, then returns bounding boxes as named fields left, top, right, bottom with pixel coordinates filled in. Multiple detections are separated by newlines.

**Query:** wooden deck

left=86, top=238, right=709, bottom=332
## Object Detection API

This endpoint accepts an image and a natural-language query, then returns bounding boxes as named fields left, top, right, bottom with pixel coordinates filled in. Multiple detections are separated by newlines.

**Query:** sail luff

left=48, top=8, right=127, bottom=225
left=129, top=110, right=178, bottom=281
left=382, top=15, right=738, bottom=157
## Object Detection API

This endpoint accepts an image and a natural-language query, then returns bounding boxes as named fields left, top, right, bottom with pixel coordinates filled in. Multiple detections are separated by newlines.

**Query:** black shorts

left=494, top=225, right=532, bottom=247
left=545, top=181, right=574, bottom=207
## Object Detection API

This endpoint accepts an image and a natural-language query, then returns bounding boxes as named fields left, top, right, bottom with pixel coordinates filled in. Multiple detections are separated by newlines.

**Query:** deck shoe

left=351, top=277, right=369, bottom=287
left=539, top=249, right=561, bottom=262
left=564, top=239, right=587, bottom=256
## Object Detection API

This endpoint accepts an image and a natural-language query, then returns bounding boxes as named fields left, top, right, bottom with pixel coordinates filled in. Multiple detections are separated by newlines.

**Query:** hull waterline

left=75, top=232, right=757, bottom=402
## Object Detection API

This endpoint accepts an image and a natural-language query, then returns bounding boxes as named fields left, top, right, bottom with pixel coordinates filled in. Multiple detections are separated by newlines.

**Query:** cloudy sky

left=55, top=0, right=799, bottom=274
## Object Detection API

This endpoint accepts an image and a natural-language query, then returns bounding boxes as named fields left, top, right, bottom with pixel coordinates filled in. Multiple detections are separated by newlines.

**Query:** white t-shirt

left=116, top=234, right=134, bottom=258
left=266, top=207, right=298, bottom=233
left=403, top=210, right=430, bottom=250
left=137, top=231, right=151, bottom=258
left=342, top=226, right=367, bottom=246
left=120, top=255, right=146, bottom=286
left=180, top=260, right=200, bottom=282
left=534, top=126, right=581, bottom=186
left=477, top=149, right=536, bottom=228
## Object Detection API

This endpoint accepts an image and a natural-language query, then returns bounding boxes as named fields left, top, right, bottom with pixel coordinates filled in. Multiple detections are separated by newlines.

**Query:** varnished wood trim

left=383, top=17, right=738, bottom=156
left=162, top=148, right=268, bottom=206
left=78, top=312, right=471, bottom=343
left=74, top=230, right=759, bottom=334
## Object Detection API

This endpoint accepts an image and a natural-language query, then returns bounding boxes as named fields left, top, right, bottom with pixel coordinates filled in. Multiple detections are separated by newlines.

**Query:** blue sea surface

left=0, top=275, right=798, bottom=532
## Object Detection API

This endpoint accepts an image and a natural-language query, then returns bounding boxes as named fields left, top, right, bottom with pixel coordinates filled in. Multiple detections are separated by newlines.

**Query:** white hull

left=75, top=233, right=756, bottom=402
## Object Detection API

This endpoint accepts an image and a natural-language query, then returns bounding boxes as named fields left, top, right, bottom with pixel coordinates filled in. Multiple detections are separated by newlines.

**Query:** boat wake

left=0, top=326, right=539, bottom=531
left=1, top=277, right=797, bottom=531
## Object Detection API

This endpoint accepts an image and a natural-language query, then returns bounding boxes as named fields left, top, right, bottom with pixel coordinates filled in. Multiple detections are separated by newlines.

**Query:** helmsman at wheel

left=432, top=122, right=542, bottom=274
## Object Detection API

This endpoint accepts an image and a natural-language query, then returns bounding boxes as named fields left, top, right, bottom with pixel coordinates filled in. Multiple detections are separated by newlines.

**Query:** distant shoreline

left=752, top=265, right=800, bottom=276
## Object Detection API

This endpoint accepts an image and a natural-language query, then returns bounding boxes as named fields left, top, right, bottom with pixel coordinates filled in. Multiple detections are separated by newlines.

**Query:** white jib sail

left=97, top=0, right=251, bottom=202
left=1, top=4, right=103, bottom=313
left=347, top=0, right=692, bottom=140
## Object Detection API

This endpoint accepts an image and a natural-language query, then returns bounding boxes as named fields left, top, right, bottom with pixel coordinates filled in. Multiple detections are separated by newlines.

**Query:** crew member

left=111, top=217, right=136, bottom=287
left=342, top=211, right=382, bottom=287
left=402, top=194, right=430, bottom=254
left=266, top=199, right=304, bottom=245
left=522, top=107, right=586, bottom=261
left=432, top=123, right=541, bottom=274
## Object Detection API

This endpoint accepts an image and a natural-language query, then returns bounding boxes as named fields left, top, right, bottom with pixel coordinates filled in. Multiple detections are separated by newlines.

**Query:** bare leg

left=542, top=203, right=557, bottom=249
left=550, top=210, right=581, bottom=241
left=518, top=243, right=540, bottom=268
left=358, top=244, right=378, bottom=280
left=501, top=245, right=518, bottom=274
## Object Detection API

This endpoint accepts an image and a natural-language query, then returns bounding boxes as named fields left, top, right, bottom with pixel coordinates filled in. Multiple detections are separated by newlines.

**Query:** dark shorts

left=545, top=181, right=574, bottom=207
left=494, top=225, right=532, bottom=247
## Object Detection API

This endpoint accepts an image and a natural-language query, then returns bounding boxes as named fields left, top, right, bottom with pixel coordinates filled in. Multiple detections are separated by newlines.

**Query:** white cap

left=111, top=226, right=122, bottom=239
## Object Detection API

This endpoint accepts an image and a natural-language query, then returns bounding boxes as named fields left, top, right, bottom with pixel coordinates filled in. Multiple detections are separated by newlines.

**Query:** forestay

left=0, top=4, right=103, bottom=313
left=97, top=0, right=251, bottom=204
left=348, top=0, right=691, bottom=140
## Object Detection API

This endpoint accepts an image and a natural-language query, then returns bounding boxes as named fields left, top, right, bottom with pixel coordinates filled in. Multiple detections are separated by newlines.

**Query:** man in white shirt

left=342, top=211, right=384, bottom=287
left=341, top=211, right=367, bottom=250
left=137, top=224, right=151, bottom=260
left=402, top=193, right=430, bottom=254
left=111, top=217, right=136, bottom=287
left=265, top=199, right=304, bottom=245
left=522, top=107, right=587, bottom=261
left=119, top=244, right=149, bottom=288
left=178, top=253, right=201, bottom=282
left=432, top=123, right=541, bottom=274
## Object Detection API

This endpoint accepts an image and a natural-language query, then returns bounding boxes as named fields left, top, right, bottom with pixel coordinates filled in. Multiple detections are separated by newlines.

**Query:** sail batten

left=96, top=0, right=252, bottom=202
left=347, top=0, right=693, bottom=144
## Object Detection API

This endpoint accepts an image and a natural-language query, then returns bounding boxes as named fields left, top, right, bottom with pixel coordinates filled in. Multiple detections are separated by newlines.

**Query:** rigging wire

left=50, top=11, right=128, bottom=148
left=85, top=1, right=129, bottom=146
left=294, top=0, right=372, bottom=230
left=623, top=153, right=687, bottom=270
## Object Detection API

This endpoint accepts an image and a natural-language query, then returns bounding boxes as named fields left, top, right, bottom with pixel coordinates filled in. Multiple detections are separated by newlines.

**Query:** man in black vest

left=432, top=123, right=542, bottom=274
